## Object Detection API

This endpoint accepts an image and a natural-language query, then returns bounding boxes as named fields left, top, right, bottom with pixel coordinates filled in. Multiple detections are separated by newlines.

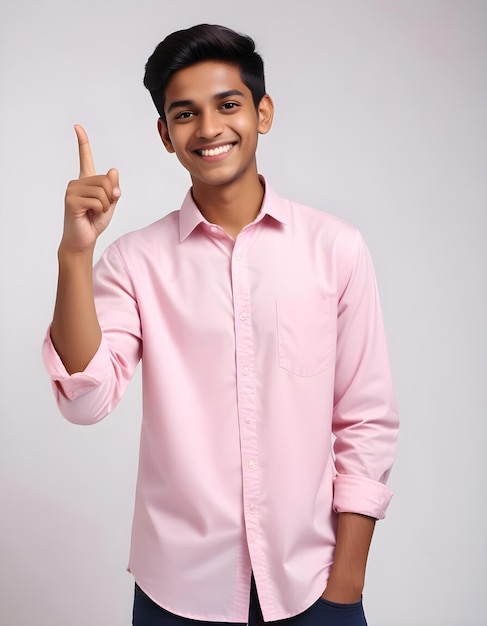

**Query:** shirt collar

left=178, top=176, right=288, bottom=242
left=255, top=177, right=289, bottom=227
left=178, top=190, right=206, bottom=242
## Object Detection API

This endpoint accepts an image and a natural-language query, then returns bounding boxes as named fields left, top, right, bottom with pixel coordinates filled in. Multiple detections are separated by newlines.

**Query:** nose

left=196, top=109, right=223, bottom=140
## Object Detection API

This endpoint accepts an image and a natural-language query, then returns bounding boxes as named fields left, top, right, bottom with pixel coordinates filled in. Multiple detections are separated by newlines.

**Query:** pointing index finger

left=74, top=124, right=96, bottom=178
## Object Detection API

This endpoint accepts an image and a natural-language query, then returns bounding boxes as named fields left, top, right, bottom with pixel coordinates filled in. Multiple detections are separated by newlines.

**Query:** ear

left=257, top=94, right=274, bottom=135
left=157, top=118, right=175, bottom=153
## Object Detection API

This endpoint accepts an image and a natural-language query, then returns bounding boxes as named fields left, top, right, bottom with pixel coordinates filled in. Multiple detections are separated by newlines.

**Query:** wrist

left=322, top=574, right=363, bottom=604
left=58, top=241, right=95, bottom=263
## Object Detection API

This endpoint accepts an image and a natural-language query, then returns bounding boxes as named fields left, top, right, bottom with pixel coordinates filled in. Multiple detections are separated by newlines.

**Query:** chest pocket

left=276, top=293, right=336, bottom=377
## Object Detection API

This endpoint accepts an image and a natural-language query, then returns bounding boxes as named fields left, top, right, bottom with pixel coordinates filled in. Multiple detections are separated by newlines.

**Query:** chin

left=193, top=169, right=242, bottom=188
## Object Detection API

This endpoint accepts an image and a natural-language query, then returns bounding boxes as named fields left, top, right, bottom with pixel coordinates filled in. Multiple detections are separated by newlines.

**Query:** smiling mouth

left=195, top=143, right=235, bottom=157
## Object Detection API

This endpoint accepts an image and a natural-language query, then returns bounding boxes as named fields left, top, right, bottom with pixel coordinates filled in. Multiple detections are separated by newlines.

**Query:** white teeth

left=198, top=144, right=232, bottom=157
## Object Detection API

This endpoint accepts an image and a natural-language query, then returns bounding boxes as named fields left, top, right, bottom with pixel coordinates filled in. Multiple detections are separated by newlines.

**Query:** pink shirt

left=43, top=181, right=398, bottom=622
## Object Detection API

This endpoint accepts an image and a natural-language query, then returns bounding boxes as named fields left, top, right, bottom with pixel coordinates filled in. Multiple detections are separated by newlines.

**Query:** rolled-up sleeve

left=332, top=231, right=399, bottom=520
left=42, top=243, right=142, bottom=425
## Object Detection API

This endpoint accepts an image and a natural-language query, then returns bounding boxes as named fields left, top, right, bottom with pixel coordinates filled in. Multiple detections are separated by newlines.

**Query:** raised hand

left=61, top=125, right=121, bottom=254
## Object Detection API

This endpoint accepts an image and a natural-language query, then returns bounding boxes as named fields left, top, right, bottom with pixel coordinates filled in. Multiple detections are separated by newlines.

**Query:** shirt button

left=210, top=225, right=218, bottom=234
left=239, top=311, right=248, bottom=321
left=245, top=416, right=252, bottom=424
left=249, top=504, right=256, bottom=513
left=235, top=254, right=241, bottom=261
left=248, top=460, right=256, bottom=469
left=242, top=366, right=250, bottom=376
left=249, top=532, right=256, bottom=542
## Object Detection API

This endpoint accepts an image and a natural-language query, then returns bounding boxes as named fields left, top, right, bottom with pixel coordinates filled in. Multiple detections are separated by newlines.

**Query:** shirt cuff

left=42, top=327, right=111, bottom=401
left=333, top=474, right=393, bottom=520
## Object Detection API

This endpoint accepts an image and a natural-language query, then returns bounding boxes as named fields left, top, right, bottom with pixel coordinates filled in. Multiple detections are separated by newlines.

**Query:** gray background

left=1, top=1, right=486, bottom=624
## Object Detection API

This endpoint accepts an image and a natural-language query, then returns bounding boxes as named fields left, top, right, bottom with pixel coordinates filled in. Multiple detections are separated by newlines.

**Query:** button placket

left=231, top=237, right=261, bottom=553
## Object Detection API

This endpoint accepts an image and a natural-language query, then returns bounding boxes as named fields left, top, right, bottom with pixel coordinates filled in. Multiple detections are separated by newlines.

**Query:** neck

left=191, top=169, right=265, bottom=239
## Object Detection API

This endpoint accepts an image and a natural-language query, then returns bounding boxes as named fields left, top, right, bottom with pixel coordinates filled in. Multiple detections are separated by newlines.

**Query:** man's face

left=159, top=61, right=273, bottom=190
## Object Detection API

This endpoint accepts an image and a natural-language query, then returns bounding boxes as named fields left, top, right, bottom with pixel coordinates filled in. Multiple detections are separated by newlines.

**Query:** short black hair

left=144, top=24, right=266, bottom=123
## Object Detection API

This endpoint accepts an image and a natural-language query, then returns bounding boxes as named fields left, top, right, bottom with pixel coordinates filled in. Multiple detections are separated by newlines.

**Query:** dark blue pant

left=132, top=576, right=367, bottom=626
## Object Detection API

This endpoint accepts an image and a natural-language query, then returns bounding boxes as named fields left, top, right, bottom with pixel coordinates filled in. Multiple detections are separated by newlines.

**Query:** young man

left=43, top=24, right=398, bottom=626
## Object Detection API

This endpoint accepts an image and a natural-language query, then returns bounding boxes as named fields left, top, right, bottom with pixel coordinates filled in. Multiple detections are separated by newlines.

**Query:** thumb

left=107, top=168, right=121, bottom=203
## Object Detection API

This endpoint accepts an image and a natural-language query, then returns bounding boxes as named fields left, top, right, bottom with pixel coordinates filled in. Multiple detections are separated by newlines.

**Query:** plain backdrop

left=1, top=1, right=486, bottom=625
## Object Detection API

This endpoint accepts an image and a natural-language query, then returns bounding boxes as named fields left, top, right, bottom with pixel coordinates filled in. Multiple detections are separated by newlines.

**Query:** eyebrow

left=166, top=90, right=246, bottom=114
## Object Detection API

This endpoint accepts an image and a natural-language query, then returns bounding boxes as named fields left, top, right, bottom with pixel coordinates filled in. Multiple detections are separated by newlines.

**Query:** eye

left=220, top=102, right=239, bottom=111
left=174, top=111, right=194, bottom=120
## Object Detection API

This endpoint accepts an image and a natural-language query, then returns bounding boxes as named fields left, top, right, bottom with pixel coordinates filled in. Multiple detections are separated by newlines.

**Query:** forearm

left=323, top=512, right=376, bottom=603
left=50, top=245, right=102, bottom=374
